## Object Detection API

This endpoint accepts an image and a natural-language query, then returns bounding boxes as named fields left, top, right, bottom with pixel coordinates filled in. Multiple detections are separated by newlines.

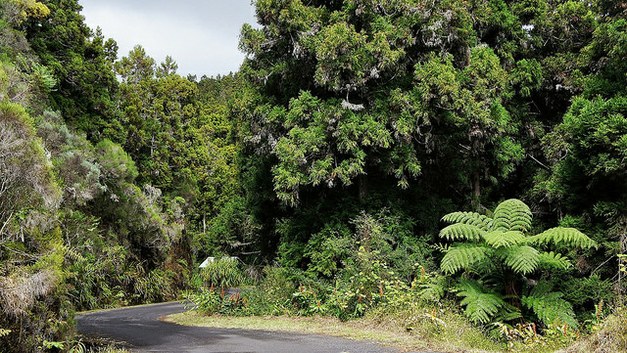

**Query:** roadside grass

left=165, top=306, right=572, bottom=353
left=92, top=348, right=130, bottom=353
left=556, top=307, right=627, bottom=353
left=76, top=336, right=131, bottom=353
left=77, top=300, right=182, bottom=315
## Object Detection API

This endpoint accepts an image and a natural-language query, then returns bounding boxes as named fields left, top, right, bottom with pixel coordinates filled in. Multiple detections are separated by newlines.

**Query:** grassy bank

left=557, top=308, right=627, bottom=353
left=165, top=309, right=576, bottom=353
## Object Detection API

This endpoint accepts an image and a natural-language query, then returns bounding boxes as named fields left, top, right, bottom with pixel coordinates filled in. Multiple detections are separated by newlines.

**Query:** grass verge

left=165, top=305, right=589, bottom=353
left=75, top=335, right=131, bottom=353
left=165, top=309, right=505, bottom=353
left=556, top=308, right=627, bottom=353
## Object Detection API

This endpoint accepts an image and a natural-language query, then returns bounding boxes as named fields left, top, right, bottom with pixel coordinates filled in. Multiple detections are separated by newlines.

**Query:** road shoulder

left=164, top=310, right=488, bottom=353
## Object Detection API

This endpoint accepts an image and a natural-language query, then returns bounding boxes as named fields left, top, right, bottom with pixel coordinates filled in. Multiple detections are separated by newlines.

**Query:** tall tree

left=24, top=0, right=120, bottom=139
left=537, top=11, right=626, bottom=283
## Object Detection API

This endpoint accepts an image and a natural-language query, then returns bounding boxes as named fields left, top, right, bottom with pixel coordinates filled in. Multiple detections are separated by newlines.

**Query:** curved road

left=77, top=302, right=406, bottom=353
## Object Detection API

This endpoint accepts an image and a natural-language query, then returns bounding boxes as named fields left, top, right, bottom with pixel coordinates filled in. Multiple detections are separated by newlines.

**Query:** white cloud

left=80, top=0, right=257, bottom=77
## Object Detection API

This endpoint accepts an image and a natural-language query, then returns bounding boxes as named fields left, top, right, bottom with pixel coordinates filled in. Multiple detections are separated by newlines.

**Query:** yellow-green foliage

left=365, top=303, right=503, bottom=352
left=11, top=0, right=50, bottom=20
left=0, top=63, right=8, bottom=93
left=0, top=101, right=61, bottom=210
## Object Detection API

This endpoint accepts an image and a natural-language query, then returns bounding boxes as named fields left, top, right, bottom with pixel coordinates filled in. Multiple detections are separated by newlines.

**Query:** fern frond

left=492, top=199, right=532, bottom=232
left=439, top=223, right=486, bottom=241
left=527, top=227, right=597, bottom=250
left=483, top=231, right=527, bottom=248
left=494, top=309, right=523, bottom=322
left=440, top=245, right=491, bottom=274
left=522, top=291, right=577, bottom=328
left=433, top=243, right=450, bottom=253
left=456, top=279, right=508, bottom=324
left=441, top=211, right=493, bottom=230
left=537, top=251, right=572, bottom=270
left=418, top=276, right=447, bottom=302
left=503, top=245, right=540, bottom=275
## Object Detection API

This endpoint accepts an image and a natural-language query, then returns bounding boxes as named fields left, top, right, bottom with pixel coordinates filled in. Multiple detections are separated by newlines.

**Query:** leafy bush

left=188, top=210, right=434, bottom=321
left=200, top=257, right=245, bottom=296
left=67, top=245, right=179, bottom=310
left=243, top=266, right=300, bottom=315
left=562, top=275, right=614, bottom=323
left=186, top=290, right=223, bottom=315
left=319, top=211, right=429, bottom=320
left=185, top=258, right=249, bottom=315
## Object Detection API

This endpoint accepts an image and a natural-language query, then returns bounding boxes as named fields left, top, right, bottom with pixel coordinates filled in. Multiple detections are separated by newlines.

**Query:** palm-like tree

left=439, top=199, right=596, bottom=327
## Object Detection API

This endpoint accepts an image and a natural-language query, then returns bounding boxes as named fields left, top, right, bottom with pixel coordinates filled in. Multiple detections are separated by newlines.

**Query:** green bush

left=200, top=257, right=245, bottom=296
left=241, top=266, right=299, bottom=315
left=187, top=210, right=434, bottom=321
left=186, top=290, right=223, bottom=315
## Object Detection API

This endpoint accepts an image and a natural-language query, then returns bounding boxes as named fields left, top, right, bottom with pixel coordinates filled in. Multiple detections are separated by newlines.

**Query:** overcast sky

left=80, top=0, right=257, bottom=77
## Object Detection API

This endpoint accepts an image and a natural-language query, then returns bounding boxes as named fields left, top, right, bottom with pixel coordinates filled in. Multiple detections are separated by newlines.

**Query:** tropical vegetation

left=0, top=0, right=625, bottom=352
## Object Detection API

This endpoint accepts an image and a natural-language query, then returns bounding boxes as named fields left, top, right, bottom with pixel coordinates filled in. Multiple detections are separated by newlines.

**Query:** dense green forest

left=0, top=0, right=625, bottom=352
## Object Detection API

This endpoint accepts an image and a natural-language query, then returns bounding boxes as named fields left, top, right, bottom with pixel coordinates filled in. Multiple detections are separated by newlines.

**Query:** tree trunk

left=358, top=174, right=368, bottom=204
left=471, top=170, right=481, bottom=212
left=618, top=214, right=627, bottom=303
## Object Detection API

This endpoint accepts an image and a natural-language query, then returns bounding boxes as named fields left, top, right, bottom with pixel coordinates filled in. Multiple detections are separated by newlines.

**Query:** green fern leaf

left=442, top=211, right=493, bottom=230
left=522, top=291, right=577, bottom=328
left=441, top=245, right=491, bottom=274
left=439, top=223, right=486, bottom=241
left=456, top=279, right=508, bottom=324
left=527, top=227, right=597, bottom=250
left=492, top=199, right=532, bottom=232
left=483, top=231, right=527, bottom=248
left=418, top=276, right=447, bottom=302
left=537, top=251, right=572, bottom=270
left=494, top=309, right=523, bottom=322
left=503, top=245, right=540, bottom=275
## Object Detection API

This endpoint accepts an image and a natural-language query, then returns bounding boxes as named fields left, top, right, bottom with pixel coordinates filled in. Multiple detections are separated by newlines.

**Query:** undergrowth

left=558, top=307, right=627, bottom=353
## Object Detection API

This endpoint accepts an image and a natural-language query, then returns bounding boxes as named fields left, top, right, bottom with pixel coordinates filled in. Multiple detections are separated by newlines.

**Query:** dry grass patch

left=557, top=308, right=627, bottom=353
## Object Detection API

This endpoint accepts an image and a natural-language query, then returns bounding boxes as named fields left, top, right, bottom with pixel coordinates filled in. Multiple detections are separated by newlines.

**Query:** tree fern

left=440, top=245, right=491, bottom=274
left=492, top=199, right=532, bottom=232
left=441, top=211, right=493, bottom=230
left=527, top=227, right=597, bottom=250
left=439, top=223, right=486, bottom=241
left=456, top=279, right=513, bottom=324
left=438, top=198, right=590, bottom=328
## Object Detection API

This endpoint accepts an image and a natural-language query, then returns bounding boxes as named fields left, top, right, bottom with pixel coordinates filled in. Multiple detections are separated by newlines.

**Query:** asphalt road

left=76, top=302, right=405, bottom=353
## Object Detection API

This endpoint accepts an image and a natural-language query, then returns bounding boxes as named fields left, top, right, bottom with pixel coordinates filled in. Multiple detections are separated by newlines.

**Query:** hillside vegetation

left=0, top=0, right=625, bottom=352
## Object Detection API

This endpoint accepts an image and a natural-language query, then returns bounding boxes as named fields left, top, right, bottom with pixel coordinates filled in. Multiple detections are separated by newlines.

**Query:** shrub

left=200, top=257, right=245, bottom=297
